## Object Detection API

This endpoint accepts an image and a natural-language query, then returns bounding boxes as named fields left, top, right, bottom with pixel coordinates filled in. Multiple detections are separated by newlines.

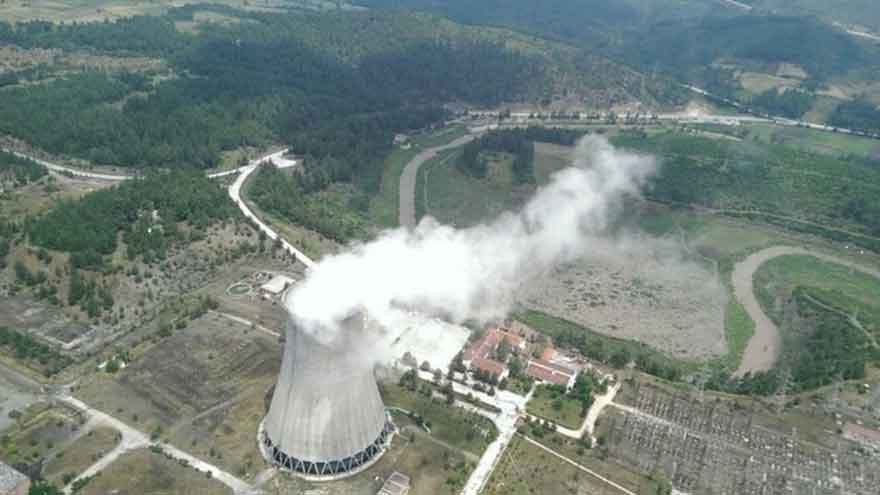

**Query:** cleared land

left=78, top=447, right=232, bottom=495
left=75, top=311, right=282, bottom=481
left=519, top=239, right=727, bottom=360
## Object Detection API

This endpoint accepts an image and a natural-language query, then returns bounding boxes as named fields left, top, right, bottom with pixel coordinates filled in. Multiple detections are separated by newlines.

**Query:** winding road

left=733, top=245, right=880, bottom=376
left=2, top=147, right=305, bottom=494
left=399, top=133, right=479, bottom=228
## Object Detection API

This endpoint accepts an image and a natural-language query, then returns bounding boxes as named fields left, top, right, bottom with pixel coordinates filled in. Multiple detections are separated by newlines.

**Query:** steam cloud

left=287, top=136, right=657, bottom=341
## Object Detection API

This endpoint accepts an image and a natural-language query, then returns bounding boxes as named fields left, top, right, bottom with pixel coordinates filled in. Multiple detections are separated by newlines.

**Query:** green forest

left=0, top=9, right=539, bottom=179
left=829, top=98, right=880, bottom=133
left=27, top=170, right=236, bottom=264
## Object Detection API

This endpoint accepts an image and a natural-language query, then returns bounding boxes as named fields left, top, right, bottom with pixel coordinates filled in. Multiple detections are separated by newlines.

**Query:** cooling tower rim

left=257, top=414, right=396, bottom=481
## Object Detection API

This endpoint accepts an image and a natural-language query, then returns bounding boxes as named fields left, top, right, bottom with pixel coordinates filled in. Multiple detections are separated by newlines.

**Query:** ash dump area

left=519, top=240, right=727, bottom=359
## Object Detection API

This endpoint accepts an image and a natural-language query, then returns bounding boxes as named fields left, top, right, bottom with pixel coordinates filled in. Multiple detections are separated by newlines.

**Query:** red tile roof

left=540, top=346, right=556, bottom=362
left=526, top=359, right=576, bottom=387
left=474, top=357, right=507, bottom=377
left=463, top=330, right=501, bottom=362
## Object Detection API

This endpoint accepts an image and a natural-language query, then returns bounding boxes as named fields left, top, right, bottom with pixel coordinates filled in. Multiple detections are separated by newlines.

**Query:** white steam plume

left=287, top=135, right=656, bottom=341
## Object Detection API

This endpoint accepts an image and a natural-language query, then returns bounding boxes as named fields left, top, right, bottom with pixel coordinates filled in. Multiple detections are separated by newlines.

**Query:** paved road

left=228, top=155, right=315, bottom=268
left=6, top=145, right=312, bottom=268
left=399, top=134, right=478, bottom=229
left=733, top=246, right=880, bottom=376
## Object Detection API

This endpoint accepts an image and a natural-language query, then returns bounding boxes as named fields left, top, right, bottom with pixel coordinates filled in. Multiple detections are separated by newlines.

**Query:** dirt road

left=733, top=245, right=880, bottom=376
left=398, top=134, right=477, bottom=228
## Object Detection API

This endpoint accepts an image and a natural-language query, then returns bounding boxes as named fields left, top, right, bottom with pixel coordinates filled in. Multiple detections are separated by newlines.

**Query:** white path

left=211, top=310, right=282, bottom=338
left=228, top=152, right=315, bottom=269
left=550, top=381, right=621, bottom=443
left=58, top=394, right=256, bottom=494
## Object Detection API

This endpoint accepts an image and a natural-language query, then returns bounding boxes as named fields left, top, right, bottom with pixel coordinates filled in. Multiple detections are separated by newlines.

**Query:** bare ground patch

left=519, top=242, right=727, bottom=360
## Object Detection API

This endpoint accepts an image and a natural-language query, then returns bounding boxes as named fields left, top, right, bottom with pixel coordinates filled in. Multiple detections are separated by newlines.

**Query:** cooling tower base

left=258, top=416, right=395, bottom=481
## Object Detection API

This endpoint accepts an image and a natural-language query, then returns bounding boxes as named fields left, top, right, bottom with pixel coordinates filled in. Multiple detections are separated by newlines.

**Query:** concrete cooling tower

left=260, top=311, right=393, bottom=478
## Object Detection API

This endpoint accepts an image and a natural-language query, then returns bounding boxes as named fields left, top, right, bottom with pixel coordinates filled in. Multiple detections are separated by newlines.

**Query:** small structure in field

left=259, top=274, right=296, bottom=299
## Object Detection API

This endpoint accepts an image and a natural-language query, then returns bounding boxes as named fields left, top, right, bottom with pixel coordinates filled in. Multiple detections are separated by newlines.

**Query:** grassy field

left=79, top=448, right=232, bottom=495
left=43, top=426, right=120, bottom=484
left=382, top=383, right=497, bottom=457
left=753, top=254, right=880, bottom=336
left=417, top=140, right=570, bottom=226
left=526, top=385, right=584, bottom=430
left=745, top=123, right=880, bottom=157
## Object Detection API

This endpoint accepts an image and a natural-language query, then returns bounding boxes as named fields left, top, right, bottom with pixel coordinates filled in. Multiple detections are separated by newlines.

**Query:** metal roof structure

left=260, top=274, right=296, bottom=295
left=261, top=311, right=392, bottom=478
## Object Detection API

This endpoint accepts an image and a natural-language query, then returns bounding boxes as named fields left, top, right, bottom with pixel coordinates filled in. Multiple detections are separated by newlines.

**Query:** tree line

left=458, top=127, right=585, bottom=183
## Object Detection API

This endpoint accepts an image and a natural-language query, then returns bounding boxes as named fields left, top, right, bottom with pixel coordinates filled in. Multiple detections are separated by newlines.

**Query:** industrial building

left=0, top=462, right=29, bottom=495
left=261, top=310, right=393, bottom=478
left=378, top=471, right=411, bottom=495
left=259, top=274, right=296, bottom=299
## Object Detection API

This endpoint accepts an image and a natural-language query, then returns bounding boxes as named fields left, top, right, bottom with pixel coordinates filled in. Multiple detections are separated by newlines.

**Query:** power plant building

left=261, top=311, right=393, bottom=478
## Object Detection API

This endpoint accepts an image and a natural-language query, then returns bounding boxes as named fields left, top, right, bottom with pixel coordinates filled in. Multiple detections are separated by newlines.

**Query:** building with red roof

left=461, top=327, right=525, bottom=381
left=525, top=359, right=577, bottom=390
